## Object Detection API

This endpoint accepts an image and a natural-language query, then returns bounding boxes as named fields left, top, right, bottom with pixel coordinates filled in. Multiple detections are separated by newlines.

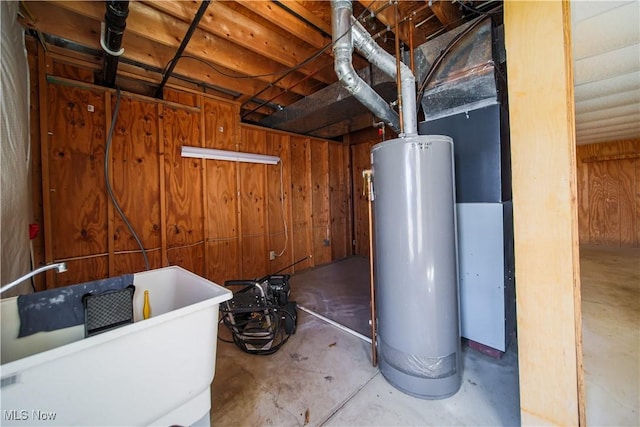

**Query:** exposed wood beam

left=427, top=0, right=464, bottom=31
left=144, top=0, right=338, bottom=85
left=504, top=1, right=585, bottom=425
left=276, top=0, right=333, bottom=36
left=48, top=1, right=326, bottom=95
left=358, top=0, right=410, bottom=44
left=236, top=0, right=369, bottom=69
left=22, top=3, right=304, bottom=106
left=238, top=0, right=328, bottom=50
left=153, top=0, right=211, bottom=98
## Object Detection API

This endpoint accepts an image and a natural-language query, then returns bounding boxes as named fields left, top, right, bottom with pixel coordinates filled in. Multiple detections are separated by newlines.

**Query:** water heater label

left=414, top=141, right=432, bottom=150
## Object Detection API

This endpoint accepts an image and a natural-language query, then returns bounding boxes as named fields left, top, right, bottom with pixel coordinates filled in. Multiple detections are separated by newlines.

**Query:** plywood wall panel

left=267, top=233, right=289, bottom=274
left=163, top=88, right=199, bottom=108
left=577, top=139, right=639, bottom=247
left=578, top=139, right=639, bottom=160
left=52, top=62, right=94, bottom=83
left=239, top=127, right=267, bottom=275
left=57, top=257, right=109, bottom=287
left=206, top=161, right=238, bottom=239
left=110, top=97, right=161, bottom=253
left=602, top=160, right=621, bottom=246
left=504, top=3, right=583, bottom=423
left=239, top=163, right=267, bottom=235
left=350, top=141, right=375, bottom=257
left=588, top=161, right=607, bottom=245
left=576, top=153, right=590, bottom=244
left=204, top=99, right=236, bottom=150
left=28, top=46, right=46, bottom=291
left=617, top=159, right=636, bottom=246
left=290, top=136, right=313, bottom=270
left=311, top=141, right=331, bottom=265
left=329, top=143, right=350, bottom=260
left=266, top=132, right=294, bottom=274
left=36, top=70, right=350, bottom=287
left=207, top=240, right=240, bottom=284
left=636, top=159, right=640, bottom=245
left=241, top=235, right=268, bottom=279
left=114, top=251, right=162, bottom=276
left=203, top=98, right=240, bottom=281
left=163, top=106, right=204, bottom=248
left=167, top=245, right=205, bottom=276
left=48, top=85, right=108, bottom=259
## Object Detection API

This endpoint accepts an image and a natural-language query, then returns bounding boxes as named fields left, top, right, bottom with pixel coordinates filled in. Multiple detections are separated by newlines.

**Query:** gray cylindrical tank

left=371, top=135, right=461, bottom=399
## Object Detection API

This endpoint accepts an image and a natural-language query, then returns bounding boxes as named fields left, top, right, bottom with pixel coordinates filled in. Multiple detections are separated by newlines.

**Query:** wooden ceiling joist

left=144, top=0, right=338, bottom=86
left=47, top=0, right=325, bottom=97
left=276, top=0, right=333, bottom=37
left=427, top=0, right=464, bottom=31
left=238, top=1, right=329, bottom=51
left=236, top=0, right=368, bottom=70
left=22, top=2, right=303, bottom=107
left=19, top=0, right=481, bottom=132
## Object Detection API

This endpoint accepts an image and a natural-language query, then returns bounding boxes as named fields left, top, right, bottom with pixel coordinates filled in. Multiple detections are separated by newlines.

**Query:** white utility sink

left=0, top=266, right=232, bottom=426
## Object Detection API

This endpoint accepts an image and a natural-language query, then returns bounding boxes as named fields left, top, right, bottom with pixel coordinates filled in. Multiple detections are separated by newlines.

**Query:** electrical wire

left=162, top=55, right=289, bottom=80
left=458, top=1, right=502, bottom=17
left=105, top=88, right=150, bottom=271
left=275, top=160, right=288, bottom=257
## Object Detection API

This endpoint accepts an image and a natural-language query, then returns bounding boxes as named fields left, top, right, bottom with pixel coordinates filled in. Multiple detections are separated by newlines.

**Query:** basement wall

left=28, top=47, right=352, bottom=289
left=576, top=138, right=640, bottom=247
left=349, top=128, right=385, bottom=257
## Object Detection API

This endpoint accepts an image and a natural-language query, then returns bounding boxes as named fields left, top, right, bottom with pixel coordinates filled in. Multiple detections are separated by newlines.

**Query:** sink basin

left=0, top=266, right=232, bottom=426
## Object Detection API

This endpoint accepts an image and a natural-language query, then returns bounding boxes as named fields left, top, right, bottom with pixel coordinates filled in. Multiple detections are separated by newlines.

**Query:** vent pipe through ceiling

left=101, top=0, right=129, bottom=88
left=331, top=0, right=417, bottom=137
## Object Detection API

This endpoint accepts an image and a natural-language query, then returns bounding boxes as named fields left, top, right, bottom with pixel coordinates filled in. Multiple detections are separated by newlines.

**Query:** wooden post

left=37, top=45, right=55, bottom=288
left=504, top=1, right=585, bottom=425
left=105, top=94, right=115, bottom=277
left=200, top=95, right=209, bottom=277
left=157, top=104, right=168, bottom=267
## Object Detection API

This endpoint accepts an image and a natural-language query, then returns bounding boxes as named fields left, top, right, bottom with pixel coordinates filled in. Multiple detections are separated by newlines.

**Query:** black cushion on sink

left=16, top=274, right=133, bottom=338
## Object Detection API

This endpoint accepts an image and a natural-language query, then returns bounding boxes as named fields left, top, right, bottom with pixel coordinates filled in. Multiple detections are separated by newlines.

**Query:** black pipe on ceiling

left=101, top=0, right=129, bottom=88
left=154, top=0, right=211, bottom=99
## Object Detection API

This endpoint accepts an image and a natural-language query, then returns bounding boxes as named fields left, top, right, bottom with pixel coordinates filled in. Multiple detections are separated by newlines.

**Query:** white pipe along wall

left=1, top=1, right=32, bottom=296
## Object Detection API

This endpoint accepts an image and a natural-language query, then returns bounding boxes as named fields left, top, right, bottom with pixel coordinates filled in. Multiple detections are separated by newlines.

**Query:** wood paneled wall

left=576, top=139, right=640, bottom=247
left=31, top=53, right=352, bottom=288
left=350, top=134, right=382, bottom=257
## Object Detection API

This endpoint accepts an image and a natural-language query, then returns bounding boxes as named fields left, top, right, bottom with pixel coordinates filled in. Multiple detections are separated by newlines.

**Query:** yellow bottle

left=143, top=290, right=151, bottom=319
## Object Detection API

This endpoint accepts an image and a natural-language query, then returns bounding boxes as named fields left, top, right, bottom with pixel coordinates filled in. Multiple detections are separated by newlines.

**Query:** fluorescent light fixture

left=181, top=146, right=280, bottom=165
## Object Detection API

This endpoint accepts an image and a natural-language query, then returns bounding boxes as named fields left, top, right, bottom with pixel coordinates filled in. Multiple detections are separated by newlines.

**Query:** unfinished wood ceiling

left=19, top=0, right=496, bottom=135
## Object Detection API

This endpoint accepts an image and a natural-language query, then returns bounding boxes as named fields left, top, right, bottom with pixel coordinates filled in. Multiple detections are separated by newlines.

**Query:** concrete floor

left=580, top=245, right=640, bottom=426
left=211, top=257, right=520, bottom=426
left=211, top=309, right=520, bottom=426
left=210, top=246, right=639, bottom=426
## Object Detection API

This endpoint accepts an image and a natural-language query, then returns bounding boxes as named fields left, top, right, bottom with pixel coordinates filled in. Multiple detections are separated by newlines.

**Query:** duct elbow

left=334, top=60, right=358, bottom=93
left=331, top=0, right=401, bottom=134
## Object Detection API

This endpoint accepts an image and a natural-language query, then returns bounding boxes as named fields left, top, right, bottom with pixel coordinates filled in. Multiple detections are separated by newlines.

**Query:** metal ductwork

left=350, top=19, right=417, bottom=136
left=101, top=0, right=129, bottom=88
left=331, top=0, right=401, bottom=134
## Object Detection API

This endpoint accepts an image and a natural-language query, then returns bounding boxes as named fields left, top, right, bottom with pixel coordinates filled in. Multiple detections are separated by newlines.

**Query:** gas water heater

left=372, top=135, right=461, bottom=399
